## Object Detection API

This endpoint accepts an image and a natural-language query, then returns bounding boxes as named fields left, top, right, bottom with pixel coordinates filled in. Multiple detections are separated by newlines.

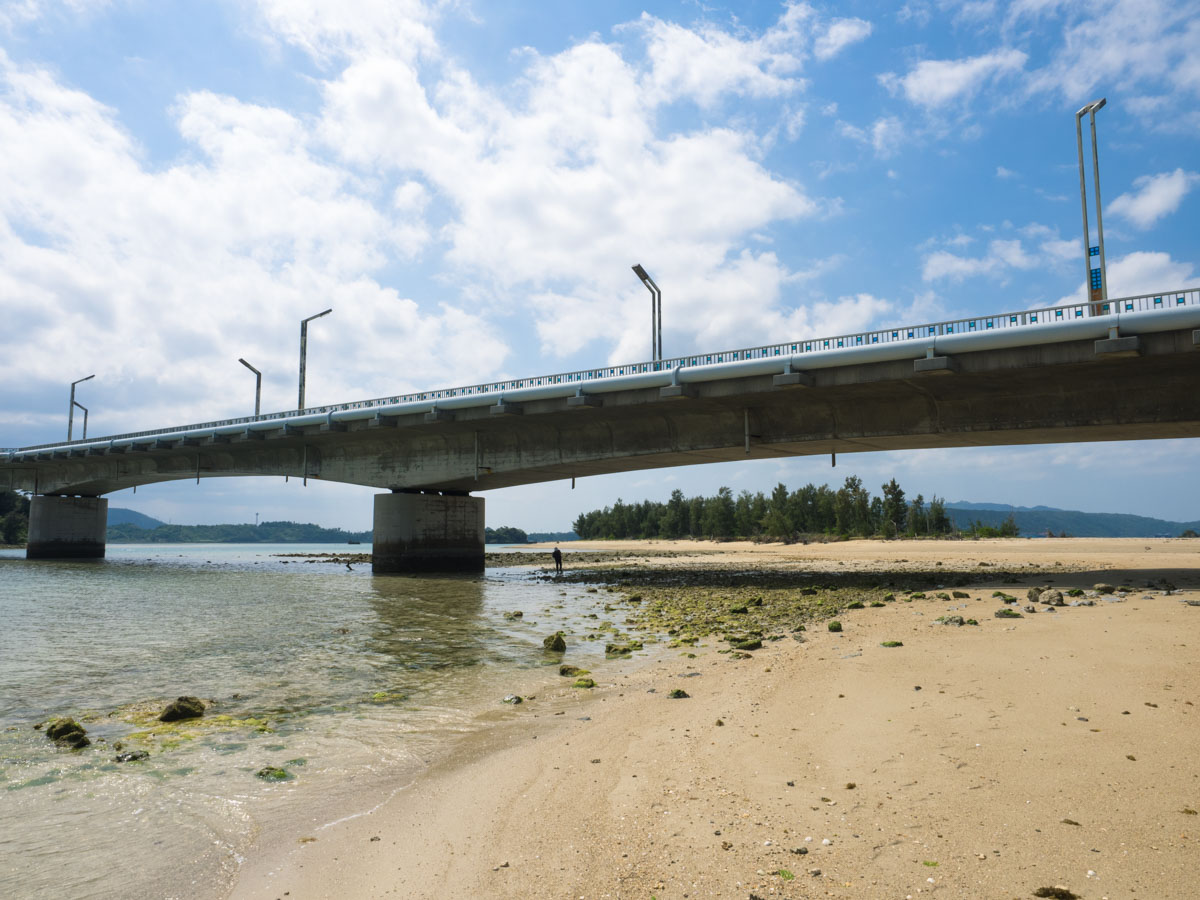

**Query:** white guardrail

left=4, top=287, right=1199, bottom=459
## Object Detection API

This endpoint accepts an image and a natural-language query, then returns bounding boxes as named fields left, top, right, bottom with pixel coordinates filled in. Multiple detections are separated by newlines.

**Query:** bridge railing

left=6, top=287, right=1198, bottom=455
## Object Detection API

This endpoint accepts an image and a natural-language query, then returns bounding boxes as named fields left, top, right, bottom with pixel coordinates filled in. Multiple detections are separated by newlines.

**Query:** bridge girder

left=4, top=327, right=1199, bottom=498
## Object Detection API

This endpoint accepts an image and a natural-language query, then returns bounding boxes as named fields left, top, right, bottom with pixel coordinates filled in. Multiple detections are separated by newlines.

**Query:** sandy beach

left=230, top=538, right=1200, bottom=900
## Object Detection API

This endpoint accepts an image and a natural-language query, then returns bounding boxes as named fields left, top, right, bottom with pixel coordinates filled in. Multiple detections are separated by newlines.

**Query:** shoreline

left=229, top=538, right=1200, bottom=900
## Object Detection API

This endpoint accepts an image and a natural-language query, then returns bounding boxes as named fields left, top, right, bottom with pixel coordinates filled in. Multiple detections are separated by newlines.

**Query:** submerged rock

left=542, top=632, right=567, bottom=653
left=256, top=765, right=290, bottom=781
left=44, top=717, right=90, bottom=749
left=159, top=696, right=205, bottom=722
left=115, top=750, right=150, bottom=763
left=559, top=665, right=589, bottom=677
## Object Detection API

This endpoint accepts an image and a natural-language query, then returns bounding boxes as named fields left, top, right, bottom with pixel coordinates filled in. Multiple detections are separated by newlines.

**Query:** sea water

left=0, top=544, right=611, bottom=899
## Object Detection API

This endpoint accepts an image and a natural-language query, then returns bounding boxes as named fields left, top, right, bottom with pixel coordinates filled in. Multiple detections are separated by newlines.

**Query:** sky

left=1, top=0, right=1197, bottom=531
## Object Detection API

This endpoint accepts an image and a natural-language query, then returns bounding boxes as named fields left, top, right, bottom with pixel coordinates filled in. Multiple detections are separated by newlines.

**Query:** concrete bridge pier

left=26, top=495, right=108, bottom=560
left=372, top=491, right=484, bottom=574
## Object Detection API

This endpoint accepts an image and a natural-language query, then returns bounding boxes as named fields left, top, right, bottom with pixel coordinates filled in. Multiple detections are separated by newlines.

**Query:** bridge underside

left=6, top=327, right=1198, bottom=499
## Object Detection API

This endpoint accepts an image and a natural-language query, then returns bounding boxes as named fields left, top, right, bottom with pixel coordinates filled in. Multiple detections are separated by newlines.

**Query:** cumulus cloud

left=921, top=227, right=1080, bottom=283
left=315, top=21, right=826, bottom=362
left=637, top=10, right=810, bottom=106
left=0, top=52, right=505, bottom=431
left=1023, top=0, right=1200, bottom=101
left=252, top=0, right=439, bottom=64
left=879, top=48, right=1026, bottom=108
left=1, top=4, right=844, bottom=445
left=1108, top=169, right=1199, bottom=229
left=812, top=17, right=872, bottom=61
left=1053, top=250, right=1195, bottom=305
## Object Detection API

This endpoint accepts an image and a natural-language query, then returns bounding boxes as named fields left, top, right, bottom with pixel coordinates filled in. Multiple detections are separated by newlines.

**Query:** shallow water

left=0, top=544, right=615, bottom=899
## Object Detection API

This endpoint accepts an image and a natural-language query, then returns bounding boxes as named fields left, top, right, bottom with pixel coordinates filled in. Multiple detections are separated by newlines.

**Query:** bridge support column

left=27, top=496, right=108, bottom=560
left=372, top=492, right=484, bottom=574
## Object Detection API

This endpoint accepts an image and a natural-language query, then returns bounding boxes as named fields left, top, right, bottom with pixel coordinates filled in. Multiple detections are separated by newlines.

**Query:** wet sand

left=231, top=538, right=1200, bottom=900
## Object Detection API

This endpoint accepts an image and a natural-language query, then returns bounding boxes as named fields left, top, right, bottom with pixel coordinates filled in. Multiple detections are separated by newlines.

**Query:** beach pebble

left=502, top=694, right=523, bottom=704
left=822, top=838, right=832, bottom=845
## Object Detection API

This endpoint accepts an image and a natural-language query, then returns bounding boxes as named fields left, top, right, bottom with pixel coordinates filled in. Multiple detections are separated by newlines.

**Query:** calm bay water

left=0, top=544, right=612, bottom=899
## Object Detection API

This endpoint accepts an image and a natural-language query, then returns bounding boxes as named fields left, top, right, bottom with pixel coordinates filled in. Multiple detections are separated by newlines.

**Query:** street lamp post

left=632, top=264, right=662, bottom=361
left=1075, top=97, right=1108, bottom=315
left=238, top=358, right=262, bottom=417
left=68, top=374, right=95, bottom=441
left=298, top=308, right=332, bottom=410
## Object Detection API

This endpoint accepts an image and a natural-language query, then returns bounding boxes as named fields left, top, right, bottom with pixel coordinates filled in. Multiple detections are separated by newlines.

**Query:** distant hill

left=107, top=520, right=372, bottom=544
left=948, top=503, right=1200, bottom=538
left=108, top=507, right=166, bottom=529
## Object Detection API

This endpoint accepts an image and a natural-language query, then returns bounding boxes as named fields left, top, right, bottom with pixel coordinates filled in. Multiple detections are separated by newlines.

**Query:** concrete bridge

left=5, top=288, right=1199, bottom=571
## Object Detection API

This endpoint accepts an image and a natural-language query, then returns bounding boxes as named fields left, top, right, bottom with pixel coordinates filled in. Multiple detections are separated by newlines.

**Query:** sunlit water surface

left=0, top=544, right=614, bottom=899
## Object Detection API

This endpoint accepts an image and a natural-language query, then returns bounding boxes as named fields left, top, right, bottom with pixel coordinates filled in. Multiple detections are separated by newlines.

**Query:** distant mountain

left=945, top=501, right=1059, bottom=512
left=107, top=520, right=372, bottom=543
left=108, top=507, right=166, bottom=529
left=948, top=504, right=1200, bottom=538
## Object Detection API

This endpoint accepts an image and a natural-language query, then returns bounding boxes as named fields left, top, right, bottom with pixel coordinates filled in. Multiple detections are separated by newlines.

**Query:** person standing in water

left=552, top=545, right=563, bottom=574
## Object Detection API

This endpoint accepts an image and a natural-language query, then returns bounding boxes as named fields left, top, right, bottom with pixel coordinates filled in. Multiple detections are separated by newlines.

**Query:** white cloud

left=812, top=17, right=871, bottom=61
left=921, top=231, right=1070, bottom=282
left=837, top=115, right=905, bottom=158
left=316, top=28, right=823, bottom=362
left=637, top=7, right=811, bottom=107
left=0, top=52, right=506, bottom=430
left=995, top=165, right=1017, bottom=178
left=1023, top=0, right=1200, bottom=102
left=1108, top=169, right=1199, bottom=229
left=871, top=116, right=904, bottom=157
left=252, top=0, right=439, bottom=64
left=1053, top=250, right=1195, bottom=305
left=880, top=48, right=1026, bottom=108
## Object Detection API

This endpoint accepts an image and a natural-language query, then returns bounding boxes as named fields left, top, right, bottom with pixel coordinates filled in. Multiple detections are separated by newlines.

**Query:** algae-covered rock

left=880, top=640, right=904, bottom=648
left=994, top=608, right=1023, bottom=619
left=1094, top=583, right=1115, bottom=594
left=667, top=689, right=690, bottom=699
left=559, top=665, right=589, bottom=677
left=573, top=678, right=596, bottom=689
left=935, top=615, right=965, bottom=627
left=542, top=632, right=567, bottom=653
left=45, top=717, right=90, bottom=748
left=846, top=601, right=865, bottom=610
left=605, top=641, right=642, bottom=656
left=255, top=765, right=290, bottom=781
left=503, top=610, right=524, bottom=619
left=159, top=696, right=205, bottom=722
left=952, top=591, right=971, bottom=599
left=731, top=639, right=763, bottom=651
left=827, top=621, right=843, bottom=633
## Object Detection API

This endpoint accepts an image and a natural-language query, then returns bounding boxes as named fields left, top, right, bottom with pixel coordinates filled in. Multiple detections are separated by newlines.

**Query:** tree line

left=571, top=478, right=966, bottom=541
left=0, top=490, right=30, bottom=545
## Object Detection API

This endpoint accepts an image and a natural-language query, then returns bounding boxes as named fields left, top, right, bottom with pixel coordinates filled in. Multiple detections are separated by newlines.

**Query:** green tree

left=881, top=478, right=907, bottom=535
